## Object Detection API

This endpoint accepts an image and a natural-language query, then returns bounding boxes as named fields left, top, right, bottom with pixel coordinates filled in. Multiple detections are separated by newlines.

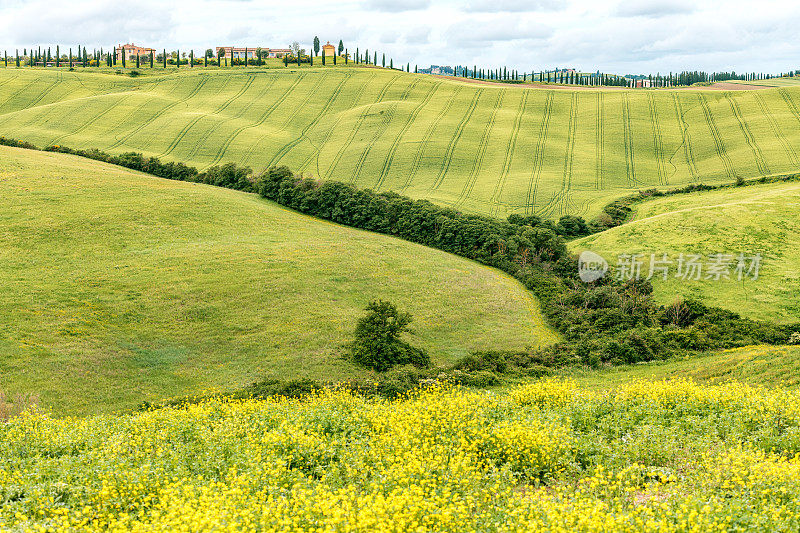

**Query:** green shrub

left=350, top=300, right=429, bottom=372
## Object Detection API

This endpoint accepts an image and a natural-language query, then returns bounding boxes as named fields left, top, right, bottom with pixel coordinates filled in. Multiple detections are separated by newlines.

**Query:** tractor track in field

left=326, top=76, right=398, bottom=181
left=266, top=72, right=352, bottom=169
left=454, top=89, right=504, bottom=209
left=595, top=92, right=604, bottom=190
left=20, top=72, right=64, bottom=111
left=300, top=73, right=375, bottom=176
left=698, top=94, right=736, bottom=180
left=725, top=94, right=769, bottom=175
left=489, top=90, right=528, bottom=216
left=647, top=93, right=668, bottom=186
left=754, top=92, right=799, bottom=167
left=622, top=92, right=638, bottom=187
left=523, top=91, right=553, bottom=215
left=399, top=86, right=462, bottom=194
left=107, top=76, right=209, bottom=151
left=186, top=74, right=277, bottom=161
left=218, top=73, right=308, bottom=169
left=430, top=88, right=483, bottom=191
left=373, top=80, right=440, bottom=191
left=554, top=92, right=579, bottom=215
left=159, top=75, right=255, bottom=159
left=350, top=76, right=411, bottom=185
left=671, top=93, right=699, bottom=181
left=0, top=76, right=51, bottom=111
left=48, top=92, right=130, bottom=146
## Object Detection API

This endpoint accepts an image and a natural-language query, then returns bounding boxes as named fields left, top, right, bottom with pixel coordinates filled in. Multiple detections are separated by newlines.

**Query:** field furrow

left=647, top=93, right=668, bottom=186
left=454, top=89, right=504, bottom=208
left=595, top=92, right=604, bottom=190
left=725, top=93, right=769, bottom=175
left=698, top=94, right=736, bottom=180
left=622, top=93, right=637, bottom=187
left=373, top=81, right=440, bottom=191
left=754, top=92, right=799, bottom=166
left=672, top=93, right=699, bottom=181
left=431, top=89, right=483, bottom=191
left=524, top=91, right=554, bottom=214
left=489, top=90, right=528, bottom=215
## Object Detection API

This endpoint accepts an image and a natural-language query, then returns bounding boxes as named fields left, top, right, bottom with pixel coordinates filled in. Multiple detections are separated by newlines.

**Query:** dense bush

left=349, top=300, right=429, bottom=371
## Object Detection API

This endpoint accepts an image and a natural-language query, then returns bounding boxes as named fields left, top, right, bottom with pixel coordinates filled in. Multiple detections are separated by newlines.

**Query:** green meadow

left=2, top=66, right=800, bottom=218
left=572, top=179, right=800, bottom=323
left=0, top=145, right=556, bottom=415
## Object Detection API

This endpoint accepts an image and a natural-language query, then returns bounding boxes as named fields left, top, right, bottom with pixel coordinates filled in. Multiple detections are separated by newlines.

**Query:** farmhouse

left=215, top=47, right=291, bottom=59
left=116, top=44, right=155, bottom=62
left=322, top=42, right=336, bottom=56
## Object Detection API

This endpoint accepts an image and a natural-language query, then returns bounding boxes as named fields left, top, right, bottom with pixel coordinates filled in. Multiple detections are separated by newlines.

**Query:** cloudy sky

left=0, top=0, right=797, bottom=75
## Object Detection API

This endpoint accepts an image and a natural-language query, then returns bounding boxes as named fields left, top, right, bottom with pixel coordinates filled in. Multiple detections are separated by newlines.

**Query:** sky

left=0, top=0, right=798, bottom=75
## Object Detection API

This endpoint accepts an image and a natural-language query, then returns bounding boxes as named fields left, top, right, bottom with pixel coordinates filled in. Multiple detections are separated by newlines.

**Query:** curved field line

left=19, top=71, right=64, bottom=110
left=555, top=92, right=579, bottom=215
left=430, top=89, right=483, bottom=191
left=489, top=90, right=528, bottom=215
left=106, top=76, right=209, bottom=151
left=622, top=93, right=638, bottom=187
left=159, top=75, right=255, bottom=159
left=0, top=76, right=52, bottom=110
left=297, top=72, right=376, bottom=175
left=671, top=93, right=699, bottom=181
left=259, top=74, right=336, bottom=169
left=347, top=76, right=407, bottom=184
left=186, top=74, right=276, bottom=161
left=778, top=88, right=800, bottom=125
left=266, top=72, right=352, bottom=169
left=48, top=93, right=130, bottom=146
left=398, top=85, right=462, bottom=194
left=523, top=91, right=554, bottom=215
left=0, top=71, right=21, bottom=92
left=373, top=80, right=440, bottom=191
left=454, top=89, right=504, bottom=209
left=698, top=94, right=736, bottom=180
left=647, top=93, right=668, bottom=186
left=324, top=77, right=399, bottom=180
left=215, top=73, right=309, bottom=169
left=595, top=92, right=604, bottom=190
left=754, top=92, right=799, bottom=167
left=725, top=94, right=769, bottom=175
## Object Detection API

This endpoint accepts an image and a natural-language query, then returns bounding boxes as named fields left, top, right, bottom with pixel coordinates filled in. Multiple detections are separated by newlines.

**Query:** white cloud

left=0, top=0, right=797, bottom=74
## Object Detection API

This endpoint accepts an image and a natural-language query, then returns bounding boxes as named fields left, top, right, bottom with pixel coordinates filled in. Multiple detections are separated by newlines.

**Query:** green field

left=564, top=344, right=800, bottom=389
left=572, top=180, right=800, bottom=322
left=2, top=66, right=800, bottom=218
left=727, top=76, right=800, bottom=87
left=0, top=145, right=556, bottom=415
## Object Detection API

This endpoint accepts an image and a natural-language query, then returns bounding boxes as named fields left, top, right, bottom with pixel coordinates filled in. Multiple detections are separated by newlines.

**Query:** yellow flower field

left=2, top=379, right=800, bottom=531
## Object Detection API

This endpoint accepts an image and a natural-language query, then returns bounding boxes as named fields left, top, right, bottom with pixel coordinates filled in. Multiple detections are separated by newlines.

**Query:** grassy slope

left=564, top=345, right=800, bottom=389
left=0, top=146, right=557, bottom=415
left=571, top=180, right=800, bottom=322
left=727, top=76, right=800, bottom=87
left=2, top=66, right=800, bottom=219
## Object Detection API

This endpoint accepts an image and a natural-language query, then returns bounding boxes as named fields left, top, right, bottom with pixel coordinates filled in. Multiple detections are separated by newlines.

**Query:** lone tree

left=313, top=36, right=320, bottom=57
left=350, top=300, right=429, bottom=372
left=338, top=39, right=344, bottom=56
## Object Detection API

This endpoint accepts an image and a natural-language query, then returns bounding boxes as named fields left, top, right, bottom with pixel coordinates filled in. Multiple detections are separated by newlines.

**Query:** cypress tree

left=204, top=51, right=207, bottom=67
left=151, top=51, right=155, bottom=68
left=71, top=48, right=74, bottom=68
left=16, top=49, right=20, bottom=67
left=345, top=48, right=348, bottom=64
left=122, top=47, right=126, bottom=68
left=243, top=48, right=247, bottom=67
left=136, top=52, right=140, bottom=68
left=355, top=47, right=359, bottom=64
left=334, top=52, right=337, bottom=65
left=322, top=51, right=325, bottom=66
left=176, top=49, right=179, bottom=68
left=190, top=50, right=194, bottom=67
left=374, top=51, right=377, bottom=65
left=415, top=65, right=417, bottom=73
left=389, top=58, right=392, bottom=69
left=56, top=45, right=60, bottom=67
left=163, top=49, right=167, bottom=68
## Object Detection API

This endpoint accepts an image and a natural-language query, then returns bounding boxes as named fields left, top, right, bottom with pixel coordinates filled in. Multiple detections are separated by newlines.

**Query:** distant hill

left=2, top=66, right=800, bottom=218
left=0, top=145, right=556, bottom=415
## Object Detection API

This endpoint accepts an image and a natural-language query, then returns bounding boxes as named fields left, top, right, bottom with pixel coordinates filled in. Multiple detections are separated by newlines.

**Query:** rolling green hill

left=572, top=180, right=800, bottom=322
left=2, top=66, right=800, bottom=219
left=0, top=145, right=556, bottom=415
